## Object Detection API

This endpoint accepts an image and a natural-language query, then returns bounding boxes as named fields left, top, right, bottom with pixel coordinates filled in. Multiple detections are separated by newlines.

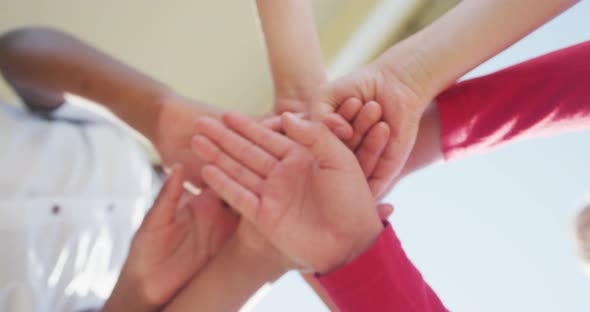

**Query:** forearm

left=380, top=0, right=578, bottom=106
left=101, top=271, right=156, bottom=312
left=399, top=39, right=590, bottom=177
left=317, top=223, right=447, bottom=312
left=0, top=27, right=173, bottom=140
left=437, top=40, right=590, bottom=160
left=164, top=235, right=284, bottom=312
left=398, top=102, right=443, bottom=180
left=255, top=0, right=326, bottom=111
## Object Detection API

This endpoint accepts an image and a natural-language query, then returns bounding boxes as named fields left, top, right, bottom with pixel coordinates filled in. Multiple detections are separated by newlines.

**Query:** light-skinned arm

left=255, top=0, right=390, bottom=177
left=314, top=0, right=579, bottom=198
left=395, top=39, right=590, bottom=183
left=255, top=0, right=326, bottom=114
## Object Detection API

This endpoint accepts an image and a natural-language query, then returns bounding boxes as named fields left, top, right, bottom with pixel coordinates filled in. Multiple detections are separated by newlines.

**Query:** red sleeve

left=316, top=222, right=447, bottom=312
left=437, top=40, right=590, bottom=161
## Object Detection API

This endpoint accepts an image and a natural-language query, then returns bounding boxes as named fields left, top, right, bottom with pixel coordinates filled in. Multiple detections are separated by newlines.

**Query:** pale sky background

left=253, top=2, right=590, bottom=311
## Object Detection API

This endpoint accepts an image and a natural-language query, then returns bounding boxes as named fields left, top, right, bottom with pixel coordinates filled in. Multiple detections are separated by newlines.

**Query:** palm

left=259, top=150, right=366, bottom=269
left=193, top=112, right=380, bottom=272
left=129, top=190, right=238, bottom=305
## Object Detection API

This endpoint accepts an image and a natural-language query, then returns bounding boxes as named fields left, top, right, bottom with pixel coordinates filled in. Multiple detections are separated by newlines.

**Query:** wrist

left=233, top=231, right=287, bottom=282
left=377, top=36, right=436, bottom=110
left=317, top=218, right=384, bottom=275
left=273, top=83, right=322, bottom=114
left=102, top=269, right=156, bottom=312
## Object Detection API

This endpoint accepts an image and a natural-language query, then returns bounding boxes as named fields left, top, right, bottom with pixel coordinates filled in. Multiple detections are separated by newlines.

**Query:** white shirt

left=0, top=101, right=157, bottom=312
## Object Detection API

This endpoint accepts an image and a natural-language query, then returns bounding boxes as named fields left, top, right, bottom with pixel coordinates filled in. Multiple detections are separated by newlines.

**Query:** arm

left=437, top=40, right=590, bottom=160
left=313, top=0, right=578, bottom=197
left=0, top=27, right=174, bottom=139
left=0, top=27, right=224, bottom=184
left=255, top=0, right=326, bottom=113
left=164, top=229, right=284, bottom=312
left=317, top=222, right=447, bottom=312
left=398, top=40, right=590, bottom=180
left=381, top=0, right=579, bottom=105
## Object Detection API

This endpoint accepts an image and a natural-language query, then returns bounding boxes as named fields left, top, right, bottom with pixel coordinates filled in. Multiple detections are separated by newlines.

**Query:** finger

left=370, top=125, right=420, bottom=198
left=282, top=112, right=347, bottom=164
left=195, top=116, right=278, bottom=177
left=223, top=112, right=295, bottom=159
left=347, top=101, right=382, bottom=150
left=311, top=77, right=362, bottom=121
left=356, top=122, right=390, bottom=178
left=201, top=165, right=260, bottom=223
left=312, top=85, right=338, bottom=120
left=259, top=112, right=307, bottom=132
left=259, top=115, right=282, bottom=132
left=322, top=113, right=354, bottom=139
left=336, top=97, right=362, bottom=122
left=141, top=164, right=185, bottom=230
left=376, top=203, right=394, bottom=220
left=192, top=135, right=264, bottom=192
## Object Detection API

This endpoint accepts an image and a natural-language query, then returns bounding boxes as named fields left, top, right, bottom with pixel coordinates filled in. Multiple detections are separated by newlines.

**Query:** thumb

left=140, top=164, right=185, bottom=230
left=311, top=89, right=337, bottom=121
left=281, top=112, right=346, bottom=165
left=311, top=87, right=353, bottom=140
left=376, top=203, right=394, bottom=221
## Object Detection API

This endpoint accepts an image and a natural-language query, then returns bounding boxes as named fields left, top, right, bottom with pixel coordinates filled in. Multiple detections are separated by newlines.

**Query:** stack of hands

left=5, top=1, right=576, bottom=310
left=98, top=0, right=580, bottom=307
left=104, top=71, right=418, bottom=311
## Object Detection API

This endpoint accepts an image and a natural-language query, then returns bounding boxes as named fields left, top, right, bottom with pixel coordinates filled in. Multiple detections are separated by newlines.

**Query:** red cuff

left=316, top=222, right=402, bottom=296
left=316, top=222, right=447, bottom=312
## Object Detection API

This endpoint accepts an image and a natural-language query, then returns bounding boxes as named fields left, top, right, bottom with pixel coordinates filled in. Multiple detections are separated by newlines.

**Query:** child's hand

left=326, top=98, right=390, bottom=180
left=261, top=100, right=391, bottom=187
left=192, top=112, right=383, bottom=274
left=104, top=165, right=239, bottom=311
left=313, top=61, right=427, bottom=198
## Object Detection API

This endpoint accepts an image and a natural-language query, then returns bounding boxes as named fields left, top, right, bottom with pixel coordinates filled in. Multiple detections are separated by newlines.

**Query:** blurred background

left=0, top=0, right=458, bottom=113
left=1, top=0, right=589, bottom=311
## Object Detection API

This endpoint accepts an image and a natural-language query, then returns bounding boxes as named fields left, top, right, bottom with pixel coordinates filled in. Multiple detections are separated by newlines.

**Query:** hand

left=106, top=165, right=239, bottom=310
left=330, top=98, right=391, bottom=178
left=273, top=84, right=391, bottom=180
left=313, top=60, right=427, bottom=198
left=192, top=112, right=383, bottom=274
left=264, top=100, right=391, bottom=180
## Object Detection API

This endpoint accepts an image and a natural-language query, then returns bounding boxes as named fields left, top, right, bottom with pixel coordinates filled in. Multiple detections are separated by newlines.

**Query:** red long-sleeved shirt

left=316, top=40, right=590, bottom=311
